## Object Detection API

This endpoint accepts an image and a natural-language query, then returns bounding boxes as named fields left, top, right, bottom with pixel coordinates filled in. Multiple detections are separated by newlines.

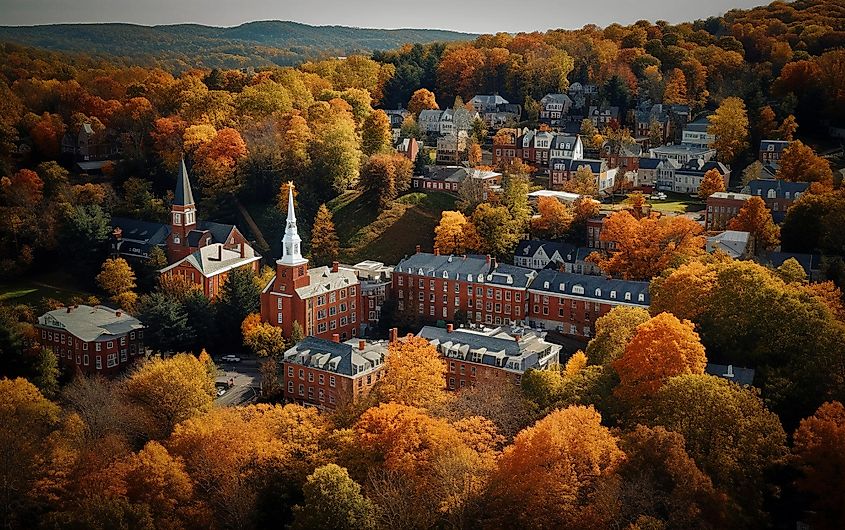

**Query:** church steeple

left=278, top=183, right=307, bottom=266
left=167, top=157, right=198, bottom=262
left=174, top=157, right=195, bottom=207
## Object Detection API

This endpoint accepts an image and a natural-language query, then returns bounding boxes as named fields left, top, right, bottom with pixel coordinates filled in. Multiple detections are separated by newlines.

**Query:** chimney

left=389, top=327, right=398, bottom=343
left=239, top=242, right=245, bottom=258
left=112, top=227, right=123, bottom=240
left=415, top=245, right=421, bottom=254
left=724, top=365, right=735, bottom=378
left=332, top=261, right=339, bottom=273
left=66, top=306, right=71, bottom=313
left=447, top=323, right=454, bottom=333
left=434, top=247, right=440, bottom=256
left=514, top=333, right=522, bottom=342
left=332, top=333, right=340, bottom=343
left=359, top=339, right=366, bottom=351
left=486, top=254, right=491, bottom=264
left=116, top=310, right=122, bottom=317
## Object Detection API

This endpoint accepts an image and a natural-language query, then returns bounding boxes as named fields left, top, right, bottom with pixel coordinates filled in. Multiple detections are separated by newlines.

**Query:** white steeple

left=278, top=183, right=307, bottom=266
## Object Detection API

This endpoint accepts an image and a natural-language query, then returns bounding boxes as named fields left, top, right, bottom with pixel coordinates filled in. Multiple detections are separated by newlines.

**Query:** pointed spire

left=278, top=182, right=307, bottom=266
left=174, top=157, right=195, bottom=207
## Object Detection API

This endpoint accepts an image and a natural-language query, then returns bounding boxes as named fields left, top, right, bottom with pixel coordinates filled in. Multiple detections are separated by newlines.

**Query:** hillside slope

left=0, top=21, right=473, bottom=68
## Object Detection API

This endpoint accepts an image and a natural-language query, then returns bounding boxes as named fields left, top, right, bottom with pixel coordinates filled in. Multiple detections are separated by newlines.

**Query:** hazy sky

left=1, top=0, right=768, bottom=33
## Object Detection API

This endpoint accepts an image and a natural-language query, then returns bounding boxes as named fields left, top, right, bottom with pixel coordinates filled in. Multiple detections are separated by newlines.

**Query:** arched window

left=594, top=288, right=602, bottom=297
left=767, top=189, right=776, bottom=199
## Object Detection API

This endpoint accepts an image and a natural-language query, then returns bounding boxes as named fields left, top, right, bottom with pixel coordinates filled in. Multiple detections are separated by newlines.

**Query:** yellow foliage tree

left=708, top=96, right=749, bottom=164
left=96, top=258, right=137, bottom=309
left=378, top=336, right=447, bottom=410
left=434, top=210, right=470, bottom=255
left=531, top=197, right=574, bottom=240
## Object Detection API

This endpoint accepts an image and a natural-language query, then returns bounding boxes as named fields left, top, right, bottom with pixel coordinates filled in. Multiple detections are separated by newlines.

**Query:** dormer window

left=638, top=294, right=645, bottom=302
left=572, top=285, right=584, bottom=295
left=559, top=283, right=566, bottom=291
left=467, top=274, right=473, bottom=282
left=610, top=291, right=616, bottom=299
left=594, top=288, right=601, bottom=297
left=767, top=189, right=776, bottom=199
left=624, top=292, right=631, bottom=301
left=174, top=235, right=181, bottom=244
left=544, top=281, right=550, bottom=289
left=442, top=271, right=448, bottom=279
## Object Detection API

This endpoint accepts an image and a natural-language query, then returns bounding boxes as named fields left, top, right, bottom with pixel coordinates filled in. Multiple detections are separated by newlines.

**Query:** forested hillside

left=0, top=21, right=474, bottom=69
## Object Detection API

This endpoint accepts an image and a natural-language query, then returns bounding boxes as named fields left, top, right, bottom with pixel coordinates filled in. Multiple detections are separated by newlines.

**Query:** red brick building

left=527, top=269, right=650, bottom=339
left=393, top=250, right=536, bottom=327
left=159, top=242, right=261, bottom=299
left=705, top=191, right=752, bottom=231
left=418, top=324, right=561, bottom=390
left=36, top=305, right=145, bottom=376
left=261, top=185, right=363, bottom=341
left=281, top=334, right=389, bottom=410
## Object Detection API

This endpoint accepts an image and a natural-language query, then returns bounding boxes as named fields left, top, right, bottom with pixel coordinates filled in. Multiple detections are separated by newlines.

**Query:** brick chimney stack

left=415, top=245, right=421, bottom=254
left=332, top=261, right=339, bottom=273
left=332, top=333, right=340, bottom=343
left=359, top=339, right=366, bottom=351
left=447, top=323, right=454, bottom=333
left=434, top=247, right=440, bottom=256
left=389, top=328, right=398, bottom=343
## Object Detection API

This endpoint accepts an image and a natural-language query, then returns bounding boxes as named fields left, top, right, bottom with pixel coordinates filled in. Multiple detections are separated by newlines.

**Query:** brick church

left=260, top=184, right=363, bottom=341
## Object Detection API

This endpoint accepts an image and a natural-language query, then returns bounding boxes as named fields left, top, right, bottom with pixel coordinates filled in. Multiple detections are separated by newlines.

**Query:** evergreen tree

left=216, top=268, right=261, bottom=349
left=310, top=204, right=340, bottom=267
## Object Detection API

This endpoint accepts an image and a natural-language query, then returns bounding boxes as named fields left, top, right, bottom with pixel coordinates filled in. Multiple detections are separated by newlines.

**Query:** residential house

left=705, top=191, right=752, bottom=231
left=520, top=129, right=554, bottom=166
left=633, top=103, right=671, bottom=144
left=659, top=159, right=730, bottom=195
left=492, top=127, right=520, bottom=167
left=527, top=269, right=650, bottom=338
left=393, top=251, right=536, bottom=327
left=110, top=159, right=251, bottom=262
left=759, top=140, right=790, bottom=166
left=539, top=93, right=574, bottom=127
left=548, top=158, right=616, bottom=194
left=61, top=122, right=118, bottom=161
left=514, top=240, right=600, bottom=275
left=384, top=108, right=409, bottom=129
left=419, top=325, right=561, bottom=389
left=634, top=157, right=678, bottom=190
left=682, top=116, right=714, bottom=149
left=396, top=137, right=420, bottom=162
left=549, top=134, right=584, bottom=161
left=260, top=186, right=363, bottom=341
left=469, top=95, right=520, bottom=128
left=418, top=109, right=443, bottom=135
left=586, top=216, right=617, bottom=251
left=281, top=335, right=389, bottom=410
left=706, top=230, right=754, bottom=259
left=436, top=131, right=468, bottom=164
left=159, top=242, right=261, bottom=300
left=744, top=179, right=808, bottom=223
left=412, top=166, right=501, bottom=195
left=588, top=106, right=620, bottom=128
left=603, top=143, right=642, bottom=172
left=527, top=189, right=588, bottom=207
left=36, top=305, right=144, bottom=376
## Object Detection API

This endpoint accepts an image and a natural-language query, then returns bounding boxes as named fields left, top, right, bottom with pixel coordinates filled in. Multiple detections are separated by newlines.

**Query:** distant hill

left=0, top=21, right=474, bottom=69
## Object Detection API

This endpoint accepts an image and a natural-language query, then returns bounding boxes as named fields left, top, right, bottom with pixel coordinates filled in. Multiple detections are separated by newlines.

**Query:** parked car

left=650, top=192, right=667, bottom=200
left=221, top=355, right=241, bottom=363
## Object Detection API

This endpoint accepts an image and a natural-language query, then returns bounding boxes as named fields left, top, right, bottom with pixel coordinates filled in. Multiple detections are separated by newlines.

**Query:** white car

left=649, top=192, right=667, bottom=200
left=221, top=355, right=241, bottom=363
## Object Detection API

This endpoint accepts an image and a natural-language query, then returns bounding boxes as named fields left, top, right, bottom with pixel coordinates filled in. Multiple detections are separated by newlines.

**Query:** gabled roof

left=38, top=304, right=144, bottom=342
left=541, top=93, right=573, bottom=105
left=550, top=135, right=580, bottom=151
left=470, top=94, right=509, bottom=106
left=529, top=269, right=650, bottom=305
left=159, top=242, right=260, bottom=277
left=760, top=140, right=789, bottom=152
left=111, top=217, right=170, bottom=246
left=396, top=252, right=533, bottom=287
left=515, top=239, right=579, bottom=265
left=745, top=179, right=809, bottom=197
left=684, top=116, right=712, bottom=132
left=421, top=166, right=500, bottom=183
left=174, top=158, right=195, bottom=206
left=295, top=266, right=359, bottom=299
left=706, top=230, right=751, bottom=259
left=676, top=160, right=729, bottom=176
left=638, top=157, right=662, bottom=170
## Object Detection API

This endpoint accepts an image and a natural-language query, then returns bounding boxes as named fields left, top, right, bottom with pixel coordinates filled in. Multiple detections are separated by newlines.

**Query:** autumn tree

left=486, top=406, right=624, bottom=529
left=708, top=96, right=749, bottom=164
left=121, top=354, right=216, bottom=439
left=465, top=203, right=520, bottom=256
left=216, top=267, right=261, bottom=349
left=291, top=464, right=376, bottom=530
left=778, top=114, right=798, bottom=141
left=279, top=114, right=312, bottom=182
left=613, top=312, right=707, bottom=400
left=241, top=313, right=287, bottom=357
left=407, top=88, right=439, bottom=118
left=434, top=210, right=470, bottom=255
left=586, top=306, right=651, bottom=365
left=467, top=142, right=482, bottom=166
left=792, top=401, right=845, bottom=530
left=377, top=336, right=446, bottom=410
left=309, top=101, right=362, bottom=194
left=310, top=204, right=340, bottom=267
left=728, top=196, right=780, bottom=250
left=590, top=210, right=704, bottom=281
left=440, top=378, right=537, bottom=440
left=741, top=160, right=763, bottom=185
left=663, top=68, right=688, bottom=105
left=776, top=140, right=834, bottom=187
left=96, top=257, right=138, bottom=311
left=193, top=127, right=249, bottom=198
left=615, top=426, right=728, bottom=529
left=531, top=196, right=573, bottom=240
left=361, top=110, right=392, bottom=156
left=698, top=168, right=726, bottom=199
left=562, top=165, right=599, bottom=196
left=643, top=374, right=787, bottom=524
left=757, top=105, right=778, bottom=139
left=360, top=154, right=397, bottom=210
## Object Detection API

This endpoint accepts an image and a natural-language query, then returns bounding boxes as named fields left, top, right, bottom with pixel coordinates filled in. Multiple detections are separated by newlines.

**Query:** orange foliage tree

left=698, top=168, right=726, bottom=199
left=407, top=88, right=439, bottom=118
left=776, top=140, right=834, bottom=187
left=378, top=336, right=447, bottom=410
left=486, top=406, right=624, bottom=529
left=728, top=196, right=780, bottom=250
left=792, top=401, right=845, bottom=530
left=613, top=312, right=707, bottom=400
left=530, top=196, right=573, bottom=240
left=193, top=127, right=248, bottom=197
left=590, top=210, right=705, bottom=281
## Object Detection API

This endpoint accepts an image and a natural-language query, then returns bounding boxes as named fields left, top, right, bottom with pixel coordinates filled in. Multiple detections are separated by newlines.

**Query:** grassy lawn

left=0, top=270, right=95, bottom=308
left=607, top=192, right=705, bottom=214
left=328, top=191, right=457, bottom=265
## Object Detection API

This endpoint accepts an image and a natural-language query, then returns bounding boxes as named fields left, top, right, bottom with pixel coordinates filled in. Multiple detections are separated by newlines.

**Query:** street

left=214, top=356, right=262, bottom=407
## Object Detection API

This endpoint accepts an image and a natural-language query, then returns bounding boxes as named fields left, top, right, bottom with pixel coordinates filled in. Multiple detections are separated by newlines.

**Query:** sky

left=1, top=0, right=769, bottom=33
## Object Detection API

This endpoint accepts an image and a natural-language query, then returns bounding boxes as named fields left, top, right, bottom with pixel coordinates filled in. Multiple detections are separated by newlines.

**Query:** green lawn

left=328, top=191, right=457, bottom=264
left=0, top=271, right=95, bottom=308
left=607, top=192, right=705, bottom=214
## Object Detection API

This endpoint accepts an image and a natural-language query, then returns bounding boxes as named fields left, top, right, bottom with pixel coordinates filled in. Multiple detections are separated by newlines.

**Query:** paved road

left=214, top=356, right=262, bottom=407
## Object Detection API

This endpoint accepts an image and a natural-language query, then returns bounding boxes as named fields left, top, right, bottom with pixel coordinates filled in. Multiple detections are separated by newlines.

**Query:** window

left=288, top=381, right=294, bottom=393
left=107, top=353, right=117, bottom=368
left=319, top=389, right=325, bottom=401
left=308, top=372, right=314, bottom=382
left=299, top=384, right=305, bottom=396
left=330, top=376, right=336, bottom=387
left=96, top=343, right=101, bottom=352
left=83, top=343, right=88, bottom=351
left=288, top=366, right=294, bottom=377
left=107, top=341, right=114, bottom=349
left=96, top=357, right=102, bottom=370
left=299, top=368, right=305, bottom=380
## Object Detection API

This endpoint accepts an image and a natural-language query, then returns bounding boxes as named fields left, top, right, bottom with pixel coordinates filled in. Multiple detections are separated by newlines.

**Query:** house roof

left=470, top=94, right=509, bottom=106
left=745, top=179, right=809, bottom=198
left=706, top=230, right=751, bottom=259
left=159, top=242, right=260, bottom=277
left=551, top=135, right=580, bottom=151
left=418, top=109, right=442, bottom=121
left=650, top=144, right=715, bottom=157
left=759, top=251, right=822, bottom=272
left=38, top=305, right=144, bottom=342
left=395, top=252, right=534, bottom=287
left=515, top=239, right=581, bottom=265
left=708, top=191, right=752, bottom=202
left=110, top=217, right=170, bottom=246
left=684, top=116, right=712, bottom=132
left=676, top=160, right=730, bottom=176
left=541, top=93, right=573, bottom=105
left=174, top=158, right=195, bottom=206
left=421, top=166, right=500, bottom=183
left=527, top=190, right=586, bottom=203
left=760, top=140, right=790, bottom=152
left=418, top=325, right=560, bottom=374
left=706, top=363, right=755, bottom=386
left=529, top=269, right=650, bottom=305
left=549, top=158, right=607, bottom=174
left=638, top=157, right=662, bottom=170
left=283, top=336, right=388, bottom=377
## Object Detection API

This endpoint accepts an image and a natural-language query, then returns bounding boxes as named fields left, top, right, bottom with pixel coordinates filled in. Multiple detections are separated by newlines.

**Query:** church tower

left=274, top=183, right=310, bottom=292
left=167, top=158, right=198, bottom=262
